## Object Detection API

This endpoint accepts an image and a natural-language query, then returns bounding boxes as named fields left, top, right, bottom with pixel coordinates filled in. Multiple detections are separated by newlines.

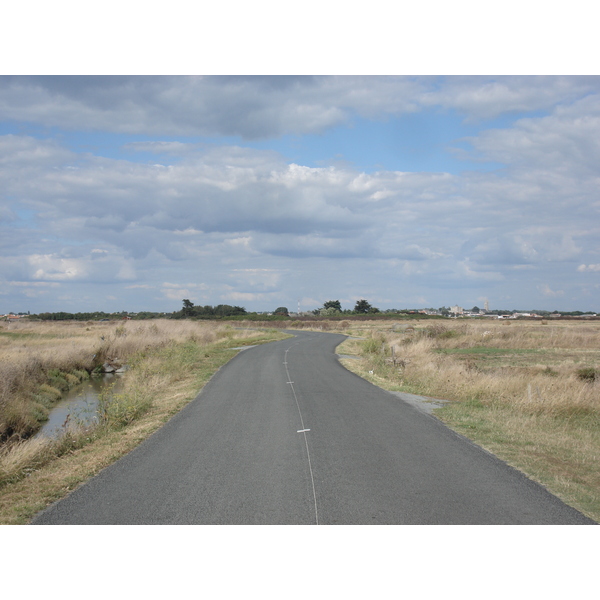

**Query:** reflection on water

left=35, top=374, right=123, bottom=440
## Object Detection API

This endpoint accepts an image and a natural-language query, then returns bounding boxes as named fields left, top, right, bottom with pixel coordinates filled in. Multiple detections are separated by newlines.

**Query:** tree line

left=172, top=300, right=248, bottom=319
left=26, top=300, right=597, bottom=322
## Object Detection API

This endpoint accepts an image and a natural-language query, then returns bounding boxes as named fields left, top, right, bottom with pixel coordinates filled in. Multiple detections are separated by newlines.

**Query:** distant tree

left=354, top=299, right=373, bottom=313
left=471, top=306, right=480, bottom=314
left=323, top=300, right=342, bottom=312
left=214, top=304, right=247, bottom=317
left=182, top=299, right=194, bottom=317
left=274, top=307, right=289, bottom=316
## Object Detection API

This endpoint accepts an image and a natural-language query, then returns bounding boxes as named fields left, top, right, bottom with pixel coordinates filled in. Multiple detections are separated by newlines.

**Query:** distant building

left=3, top=314, right=24, bottom=322
left=450, top=305, right=463, bottom=315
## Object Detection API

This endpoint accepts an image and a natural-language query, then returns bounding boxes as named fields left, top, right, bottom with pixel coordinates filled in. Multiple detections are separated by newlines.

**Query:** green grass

left=435, top=401, right=600, bottom=521
left=0, top=330, right=53, bottom=340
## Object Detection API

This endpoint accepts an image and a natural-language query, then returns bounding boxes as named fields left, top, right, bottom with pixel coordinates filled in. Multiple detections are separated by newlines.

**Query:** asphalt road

left=33, top=330, right=594, bottom=524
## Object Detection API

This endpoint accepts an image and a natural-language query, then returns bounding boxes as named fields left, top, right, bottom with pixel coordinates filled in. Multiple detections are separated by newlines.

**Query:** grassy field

left=336, top=318, right=600, bottom=523
left=0, top=319, right=290, bottom=523
left=3, top=315, right=598, bottom=524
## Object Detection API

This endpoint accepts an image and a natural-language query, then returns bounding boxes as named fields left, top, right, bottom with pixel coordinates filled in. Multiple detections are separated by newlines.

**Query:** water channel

left=35, top=373, right=124, bottom=440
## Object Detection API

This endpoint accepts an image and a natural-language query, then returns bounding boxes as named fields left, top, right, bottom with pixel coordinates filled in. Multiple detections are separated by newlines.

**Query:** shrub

left=577, top=367, right=598, bottom=382
left=38, top=384, right=62, bottom=402
left=97, top=388, right=152, bottom=429
left=419, top=325, right=459, bottom=340
left=362, top=333, right=387, bottom=354
left=65, top=373, right=81, bottom=387
left=73, top=369, right=89, bottom=382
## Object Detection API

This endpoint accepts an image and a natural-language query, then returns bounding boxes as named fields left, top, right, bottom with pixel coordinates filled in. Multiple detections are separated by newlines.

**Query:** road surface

left=33, top=330, right=594, bottom=524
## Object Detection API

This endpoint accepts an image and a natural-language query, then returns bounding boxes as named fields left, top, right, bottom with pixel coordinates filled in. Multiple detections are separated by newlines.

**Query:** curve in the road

left=32, top=330, right=595, bottom=525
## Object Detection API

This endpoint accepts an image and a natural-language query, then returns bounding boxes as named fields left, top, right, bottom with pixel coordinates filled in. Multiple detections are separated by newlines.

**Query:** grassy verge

left=337, top=320, right=600, bottom=523
left=0, top=325, right=289, bottom=524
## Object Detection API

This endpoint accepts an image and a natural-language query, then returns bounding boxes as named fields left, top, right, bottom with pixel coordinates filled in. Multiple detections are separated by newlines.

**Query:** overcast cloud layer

left=1, top=75, right=599, bottom=314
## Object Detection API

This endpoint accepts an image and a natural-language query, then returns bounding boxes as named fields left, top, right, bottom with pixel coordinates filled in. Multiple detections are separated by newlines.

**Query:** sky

left=0, top=3, right=599, bottom=316
left=1, top=73, right=600, bottom=315
left=1, top=74, right=599, bottom=315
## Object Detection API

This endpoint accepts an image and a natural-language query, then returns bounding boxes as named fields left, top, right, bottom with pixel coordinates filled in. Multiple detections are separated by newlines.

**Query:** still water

left=35, top=374, right=123, bottom=440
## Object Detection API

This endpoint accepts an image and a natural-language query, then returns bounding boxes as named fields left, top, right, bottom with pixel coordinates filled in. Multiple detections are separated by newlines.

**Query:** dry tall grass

left=375, top=320, right=600, bottom=418
left=0, top=319, right=248, bottom=441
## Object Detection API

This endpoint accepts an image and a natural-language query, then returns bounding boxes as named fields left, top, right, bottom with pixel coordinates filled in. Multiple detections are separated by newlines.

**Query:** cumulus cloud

left=1, top=130, right=596, bottom=299
left=423, top=76, right=599, bottom=120
left=538, top=284, right=564, bottom=297
left=1, top=76, right=599, bottom=313
left=29, top=255, right=86, bottom=281
left=2, top=76, right=597, bottom=140
left=464, top=93, right=600, bottom=176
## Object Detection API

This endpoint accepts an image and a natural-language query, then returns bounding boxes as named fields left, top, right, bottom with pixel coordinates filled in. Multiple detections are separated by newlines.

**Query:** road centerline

left=284, top=343, right=319, bottom=525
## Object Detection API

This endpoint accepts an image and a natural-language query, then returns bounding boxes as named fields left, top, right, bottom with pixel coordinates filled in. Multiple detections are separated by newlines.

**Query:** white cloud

left=222, top=291, right=274, bottom=303
left=0, top=134, right=73, bottom=168
left=1, top=76, right=599, bottom=313
left=29, top=255, right=86, bottom=281
left=2, top=76, right=597, bottom=139
left=538, top=284, right=564, bottom=297
left=463, top=93, right=600, bottom=175
left=123, top=141, right=197, bottom=154
left=424, top=76, right=598, bottom=120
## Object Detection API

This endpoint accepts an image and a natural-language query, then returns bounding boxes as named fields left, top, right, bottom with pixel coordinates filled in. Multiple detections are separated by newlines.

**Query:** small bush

left=420, top=325, right=458, bottom=340
left=30, top=402, right=49, bottom=422
left=38, top=384, right=62, bottom=401
left=47, top=369, right=69, bottom=392
left=65, top=373, right=81, bottom=387
left=73, top=369, right=89, bottom=382
left=362, top=333, right=387, bottom=354
left=577, top=367, right=598, bottom=382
